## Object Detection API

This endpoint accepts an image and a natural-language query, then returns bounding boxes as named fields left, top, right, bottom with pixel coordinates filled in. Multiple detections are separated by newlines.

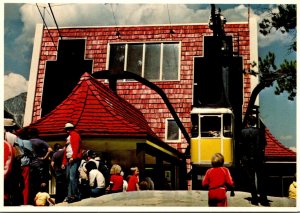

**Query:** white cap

left=64, top=122, right=74, bottom=129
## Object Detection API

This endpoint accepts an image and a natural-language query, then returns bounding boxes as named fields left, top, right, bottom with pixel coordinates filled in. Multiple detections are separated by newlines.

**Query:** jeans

left=55, top=169, right=67, bottom=203
left=90, top=187, right=105, bottom=197
left=66, top=159, right=80, bottom=198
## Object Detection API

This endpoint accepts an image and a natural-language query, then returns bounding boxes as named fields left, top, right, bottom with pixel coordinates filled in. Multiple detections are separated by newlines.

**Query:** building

left=27, top=72, right=187, bottom=191
left=24, top=16, right=295, bottom=191
left=263, top=123, right=296, bottom=196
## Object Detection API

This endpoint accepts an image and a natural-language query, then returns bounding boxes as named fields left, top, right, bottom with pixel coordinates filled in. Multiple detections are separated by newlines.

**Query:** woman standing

left=16, top=127, right=34, bottom=205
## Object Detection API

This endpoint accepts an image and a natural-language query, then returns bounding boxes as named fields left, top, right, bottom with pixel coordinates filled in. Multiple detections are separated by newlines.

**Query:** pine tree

left=258, top=4, right=296, bottom=100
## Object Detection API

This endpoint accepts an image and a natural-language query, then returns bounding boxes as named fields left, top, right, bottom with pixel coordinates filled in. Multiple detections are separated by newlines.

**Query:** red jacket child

left=202, top=153, right=234, bottom=207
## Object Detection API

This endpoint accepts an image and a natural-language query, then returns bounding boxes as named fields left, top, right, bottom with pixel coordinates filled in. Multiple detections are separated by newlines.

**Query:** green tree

left=258, top=4, right=296, bottom=100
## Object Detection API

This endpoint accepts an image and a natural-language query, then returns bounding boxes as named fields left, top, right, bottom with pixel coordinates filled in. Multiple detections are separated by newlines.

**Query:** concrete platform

left=54, top=190, right=297, bottom=209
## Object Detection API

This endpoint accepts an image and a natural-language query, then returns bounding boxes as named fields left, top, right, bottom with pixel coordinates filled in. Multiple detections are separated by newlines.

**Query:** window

left=166, top=118, right=181, bottom=142
left=109, top=44, right=125, bottom=72
left=191, top=114, right=199, bottom=138
left=200, top=116, right=221, bottom=137
left=108, top=42, right=179, bottom=81
left=223, top=113, right=232, bottom=137
left=127, top=44, right=143, bottom=76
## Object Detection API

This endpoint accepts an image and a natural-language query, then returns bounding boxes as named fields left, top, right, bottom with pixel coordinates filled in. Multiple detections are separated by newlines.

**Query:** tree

left=259, top=4, right=296, bottom=52
left=258, top=4, right=296, bottom=100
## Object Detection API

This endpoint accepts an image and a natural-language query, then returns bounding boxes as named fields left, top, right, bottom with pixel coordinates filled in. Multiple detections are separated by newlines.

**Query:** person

left=15, top=127, right=35, bottom=205
left=34, top=183, right=55, bottom=206
left=107, top=164, right=123, bottom=193
left=62, top=122, right=82, bottom=203
left=121, top=171, right=128, bottom=192
left=145, top=176, right=155, bottom=190
left=4, top=118, right=23, bottom=206
left=127, top=167, right=140, bottom=192
left=4, top=139, right=16, bottom=206
left=143, top=169, right=155, bottom=190
left=85, top=150, right=99, bottom=168
left=139, top=181, right=149, bottom=190
left=77, top=150, right=90, bottom=200
left=95, top=156, right=110, bottom=188
left=202, top=153, right=234, bottom=207
left=28, top=127, right=53, bottom=205
left=240, top=115, right=269, bottom=206
left=288, top=173, right=296, bottom=199
left=4, top=118, right=18, bottom=145
left=85, top=161, right=106, bottom=197
left=50, top=143, right=67, bottom=203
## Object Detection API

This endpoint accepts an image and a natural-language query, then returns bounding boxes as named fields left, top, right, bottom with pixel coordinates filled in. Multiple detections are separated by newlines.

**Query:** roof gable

left=264, top=125, right=296, bottom=161
left=29, top=72, right=157, bottom=139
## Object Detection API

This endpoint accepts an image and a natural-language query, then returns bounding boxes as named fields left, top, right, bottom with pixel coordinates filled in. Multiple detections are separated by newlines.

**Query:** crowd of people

left=4, top=118, right=53, bottom=206
left=4, top=117, right=296, bottom=207
left=4, top=120, right=155, bottom=206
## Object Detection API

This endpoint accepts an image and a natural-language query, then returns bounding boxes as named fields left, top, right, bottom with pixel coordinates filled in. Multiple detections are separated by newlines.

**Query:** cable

left=48, top=3, right=63, bottom=40
left=109, top=4, right=120, bottom=37
left=35, top=4, right=57, bottom=52
left=166, top=4, right=175, bottom=37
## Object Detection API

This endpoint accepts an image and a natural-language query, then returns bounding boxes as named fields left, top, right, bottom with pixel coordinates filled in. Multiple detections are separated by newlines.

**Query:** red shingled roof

left=28, top=72, right=158, bottom=139
left=264, top=124, right=296, bottom=161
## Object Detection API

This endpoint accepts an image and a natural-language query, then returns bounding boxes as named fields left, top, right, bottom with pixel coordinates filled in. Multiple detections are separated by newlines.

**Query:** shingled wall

left=32, top=23, right=251, bottom=153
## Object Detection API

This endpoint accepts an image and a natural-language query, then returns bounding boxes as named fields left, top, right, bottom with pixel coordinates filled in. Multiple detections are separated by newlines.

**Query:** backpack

left=16, top=138, right=35, bottom=166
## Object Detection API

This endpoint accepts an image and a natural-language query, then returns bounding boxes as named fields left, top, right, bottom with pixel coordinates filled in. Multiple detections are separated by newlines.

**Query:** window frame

left=165, top=118, right=181, bottom=142
left=107, top=41, right=181, bottom=82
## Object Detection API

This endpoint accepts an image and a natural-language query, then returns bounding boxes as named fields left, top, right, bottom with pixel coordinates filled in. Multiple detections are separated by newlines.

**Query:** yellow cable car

left=190, top=107, right=235, bottom=167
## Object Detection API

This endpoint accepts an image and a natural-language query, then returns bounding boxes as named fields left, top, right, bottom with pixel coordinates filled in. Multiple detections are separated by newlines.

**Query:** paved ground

left=54, top=190, right=297, bottom=210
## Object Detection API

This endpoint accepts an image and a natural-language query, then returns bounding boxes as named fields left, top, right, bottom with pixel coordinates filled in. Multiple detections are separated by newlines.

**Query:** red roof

left=264, top=126, right=296, bottom=161
left=28, top=72, right=158, bottom=139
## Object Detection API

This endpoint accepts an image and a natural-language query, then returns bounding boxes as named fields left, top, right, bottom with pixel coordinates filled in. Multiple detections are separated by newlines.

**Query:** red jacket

left=202, top=167, right=234, bottom=190
left=62, top=130, right=82, bottom=165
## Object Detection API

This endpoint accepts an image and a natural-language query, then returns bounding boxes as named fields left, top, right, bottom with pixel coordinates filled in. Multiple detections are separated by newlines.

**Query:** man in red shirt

left=62, top=122, right=82, bottom=203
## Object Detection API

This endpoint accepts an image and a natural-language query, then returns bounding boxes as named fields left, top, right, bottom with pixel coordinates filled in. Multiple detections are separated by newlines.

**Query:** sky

left=2, top=1, right=297, bottom=150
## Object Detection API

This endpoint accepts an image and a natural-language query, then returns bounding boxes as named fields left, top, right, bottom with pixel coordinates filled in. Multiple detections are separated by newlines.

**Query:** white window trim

left=107, top=41, right=181, bottom=82
left=159, top=43, right=163, bottom=80
left=165, top=118, right=182, bottom=143
left=124, top=44, right=128, bottom=70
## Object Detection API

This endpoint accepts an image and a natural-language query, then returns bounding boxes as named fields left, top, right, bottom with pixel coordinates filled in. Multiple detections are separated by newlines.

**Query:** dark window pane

left=191, top=114, right=199, bottom=137
left=127, top=44, right=143, bottom=76
left=162, top=43, right=178, bottom=80
left=167, top=119, right=179, bottom=140
left=144, top=43, right=160, bottom=80
left=200, top=116, right=221, bottom=137
left=223, top=114, right=232, bottom=137
left=109, top=44, right=125, bottom=71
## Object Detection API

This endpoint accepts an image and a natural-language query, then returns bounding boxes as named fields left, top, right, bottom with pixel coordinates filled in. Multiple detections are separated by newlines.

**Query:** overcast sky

left=2, top=1, right=297, bottom=150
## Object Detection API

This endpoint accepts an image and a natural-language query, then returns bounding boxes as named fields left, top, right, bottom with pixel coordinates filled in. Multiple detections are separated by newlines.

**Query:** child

left=202, top=153, right=234, bottom=207
left=127, top=167, right=140, bottom=191
left=288, top=173, right=296, bottom=199
left=34, top=183, right=55, bottom=206
left=107, top=164, right=124, bottom=193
